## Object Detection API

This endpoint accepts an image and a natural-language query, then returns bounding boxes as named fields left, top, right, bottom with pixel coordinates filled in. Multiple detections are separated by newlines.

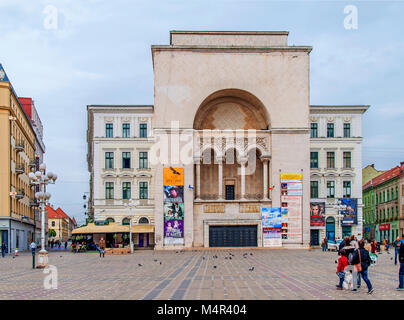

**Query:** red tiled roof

left=56, top=207, right=70, bottom=220
left=371, top=166, right=400, bottom=188
left=46, top=205, right=60, bottom=219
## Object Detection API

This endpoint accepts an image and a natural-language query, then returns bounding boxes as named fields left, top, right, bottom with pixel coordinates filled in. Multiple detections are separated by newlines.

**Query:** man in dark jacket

left=397, top=238, right=404, bottom=290
left=352, top=240, right=374, bottom=294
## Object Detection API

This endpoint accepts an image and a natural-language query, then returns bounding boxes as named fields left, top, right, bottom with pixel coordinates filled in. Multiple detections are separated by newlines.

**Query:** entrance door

left=209, top=225, right=257, bottom=247
left=310, top=230, right=319, bottom=246
left=139, top=234, right=144, bottom=247
left=0, top=231, right=8, bottom=252
left=342, top=226, right=352, bottom=238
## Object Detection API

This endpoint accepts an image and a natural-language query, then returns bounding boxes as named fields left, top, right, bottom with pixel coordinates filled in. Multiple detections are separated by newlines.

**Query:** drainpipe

left=8, top=91, right=12, bottom=254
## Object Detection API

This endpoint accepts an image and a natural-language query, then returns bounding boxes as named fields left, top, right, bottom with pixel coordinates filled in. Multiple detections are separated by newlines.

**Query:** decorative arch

left=122, top=217, right=130, bottom=225
left=106, top=217, right=115, bottom=223
left=138, top=217, right=149, bottom=224
left=193, top=89, right=270, bottom=130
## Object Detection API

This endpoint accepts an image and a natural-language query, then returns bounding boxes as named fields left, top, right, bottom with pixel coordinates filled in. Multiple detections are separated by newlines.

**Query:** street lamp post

left=28, top=163, right=57, bottom=268
left=124, top=199, right=138, bottom=254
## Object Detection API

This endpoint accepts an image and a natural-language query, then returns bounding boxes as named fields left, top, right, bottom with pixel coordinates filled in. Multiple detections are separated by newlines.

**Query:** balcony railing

left=15, top=142, right=24, bottom=152
left=15, top=163, right=24, bottom=174
left=199, top=193, right=263, bottom=201
left=15, top=189, right=25, bottom=200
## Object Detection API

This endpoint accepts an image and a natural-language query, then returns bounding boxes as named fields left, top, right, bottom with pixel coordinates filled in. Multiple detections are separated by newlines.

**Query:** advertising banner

left=339, top=198, right=357, bottom=226
left=262, top=207, right=282, bottom=247
left=310, top=202, right=326, bottom=228
left=280, top=174, right=303, bottom=242
left=164, top=167, right=184, bottom=245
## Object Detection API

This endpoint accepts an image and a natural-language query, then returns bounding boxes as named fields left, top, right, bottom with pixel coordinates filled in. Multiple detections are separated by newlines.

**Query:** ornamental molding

left=327, top=117, right=335, bottom=123
left=343, top=117, right=352, bottom=123
left=105, top=117, right=114, bottom=123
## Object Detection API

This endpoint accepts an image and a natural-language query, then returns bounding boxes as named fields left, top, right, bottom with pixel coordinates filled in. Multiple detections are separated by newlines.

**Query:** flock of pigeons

left=136, top=251, right=256, bottom=271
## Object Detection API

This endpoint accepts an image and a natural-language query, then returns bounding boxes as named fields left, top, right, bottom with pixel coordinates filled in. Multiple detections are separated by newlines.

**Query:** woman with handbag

left=352, top=240, right=374, bottom=294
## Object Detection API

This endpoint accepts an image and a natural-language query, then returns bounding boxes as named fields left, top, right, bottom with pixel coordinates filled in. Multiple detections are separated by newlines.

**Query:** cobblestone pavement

left=0, top=249, right=403, bottom=300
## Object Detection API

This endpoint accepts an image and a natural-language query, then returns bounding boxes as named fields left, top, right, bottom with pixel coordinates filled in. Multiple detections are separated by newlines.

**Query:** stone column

left=240, top=158, right=247, bottom=200
left=195, top=158, right=201, bottom=200
left=262, top=158, right=269, bottom=200
left=218, top=157, right=223, bottom=200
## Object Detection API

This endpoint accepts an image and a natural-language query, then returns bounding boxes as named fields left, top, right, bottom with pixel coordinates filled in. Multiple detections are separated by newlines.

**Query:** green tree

left=48, top=228, right=56, bottom=238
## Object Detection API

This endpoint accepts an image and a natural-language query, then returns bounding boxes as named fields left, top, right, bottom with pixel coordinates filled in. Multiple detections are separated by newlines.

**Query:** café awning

left=72, top=223, right=154, bottom=234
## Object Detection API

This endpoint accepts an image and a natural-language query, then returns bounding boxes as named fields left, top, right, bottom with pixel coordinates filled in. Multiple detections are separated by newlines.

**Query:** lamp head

left=39, top=163, right=46, bottom=172
left=35, top=171, right=42, bottom=178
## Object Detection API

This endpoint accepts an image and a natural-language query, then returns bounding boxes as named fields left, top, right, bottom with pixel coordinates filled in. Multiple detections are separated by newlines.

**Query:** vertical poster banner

left=280, top=174, right=303, bottom=243
left=163, top=168, right=184, bottom=245
left=262, top=207, right=282, bottom=247
left=310, top=202, right=326, bottom=227
left=339, top=198, right=357, bottom=226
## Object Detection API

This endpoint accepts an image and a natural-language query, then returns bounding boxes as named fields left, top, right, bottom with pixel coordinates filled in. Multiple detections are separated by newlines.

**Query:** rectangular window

left=105, top=152, right=114, bottom=169
left=139, top=182, right=148, bottom=199
left=344, top=123, right=351, bottom=138
left=343, top=181, right=351, bottom=198
left=310, top=152, right=319, bottom=169
left=327, top=152, right=335, bottom=169
left=310, top=123, right=318, bottom=138
left=139, top=152, right=148, bottom=169
left=105, top=182, right=114, bottom=200
left=105, top=123, right=113, bottom=138
left=122, top=152, right=131, bottom=169
left=122, top=182, right=131, bottom=200
left=327, top=123, right=334, bottom=138
left=310, top=181, right=319, bottom=198
left=225, top=185, right=235, bottom=200
left=327, top=181, right=335, bottom=198
left=122, top=123, right=130, bottom=138
left=139, top=123, right=147, bottom=138
left=343, top=152, right=351, bottom=169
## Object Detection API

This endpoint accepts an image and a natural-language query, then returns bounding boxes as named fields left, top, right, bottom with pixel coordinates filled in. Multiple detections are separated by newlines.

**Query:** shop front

left=378, top=223, right=390, bottom=242
left=72, top=223, right=155, bottom=250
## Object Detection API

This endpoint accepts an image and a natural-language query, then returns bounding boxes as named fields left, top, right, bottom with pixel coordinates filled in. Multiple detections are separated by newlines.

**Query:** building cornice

left=151, top=45, right=312, bottom=53
left=310, top=105, right=369, bottom=114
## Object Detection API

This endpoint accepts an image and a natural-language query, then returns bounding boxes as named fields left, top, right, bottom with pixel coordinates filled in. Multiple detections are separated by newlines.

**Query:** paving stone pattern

left=0, top=249, right=403, bottom=300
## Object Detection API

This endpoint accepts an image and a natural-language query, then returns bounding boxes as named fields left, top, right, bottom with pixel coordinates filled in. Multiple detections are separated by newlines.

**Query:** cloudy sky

left=1, top=0, right=403, bottom=224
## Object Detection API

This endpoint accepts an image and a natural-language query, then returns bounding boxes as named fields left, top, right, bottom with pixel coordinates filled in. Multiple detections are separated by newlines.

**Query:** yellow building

left=47, top=205, right=71, bottom=243
left=0, top=64, right=36, bottom=252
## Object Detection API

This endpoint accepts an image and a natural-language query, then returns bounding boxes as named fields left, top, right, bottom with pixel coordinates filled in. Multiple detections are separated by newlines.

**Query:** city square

left=0, top=249, right=402, bottom=300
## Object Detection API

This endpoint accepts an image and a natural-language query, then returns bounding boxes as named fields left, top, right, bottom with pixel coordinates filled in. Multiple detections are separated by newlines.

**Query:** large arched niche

left=193, top=89, right=270, bottom=130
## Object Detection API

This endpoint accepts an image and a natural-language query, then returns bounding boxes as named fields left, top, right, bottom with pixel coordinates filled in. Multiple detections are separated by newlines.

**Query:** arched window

left=122, top=218, right=130, bottom=225
left=138, top=217, right=149, bottom=224
left=326, top=217, right=335, bottom=241
left=106, top=217, right=115, bottom=223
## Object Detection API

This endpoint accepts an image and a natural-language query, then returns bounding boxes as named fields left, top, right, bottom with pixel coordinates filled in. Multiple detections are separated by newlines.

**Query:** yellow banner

left=280, top=174, right=302, bottom=180
left=163, top=167, right=184, bottom=186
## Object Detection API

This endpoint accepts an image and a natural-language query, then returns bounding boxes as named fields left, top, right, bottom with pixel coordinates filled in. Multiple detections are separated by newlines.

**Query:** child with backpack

left=336, top=253, right=349, bottom=289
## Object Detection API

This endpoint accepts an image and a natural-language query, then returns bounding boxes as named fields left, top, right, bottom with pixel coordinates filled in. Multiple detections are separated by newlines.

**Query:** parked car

left=327, top=239, right=343, bottom=251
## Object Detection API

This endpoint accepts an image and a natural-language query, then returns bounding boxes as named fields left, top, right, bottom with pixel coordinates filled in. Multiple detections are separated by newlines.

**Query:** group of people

left=335, top=235, right=404, bottom=293
left=48, top=239, right=68, bottom=249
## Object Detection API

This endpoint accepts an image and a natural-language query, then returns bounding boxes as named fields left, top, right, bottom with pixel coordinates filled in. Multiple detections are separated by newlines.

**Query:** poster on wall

left=310, top=202, right=326, bottom=228
left=339, top=198, right=358, bottom=226
left=262, top=207, right=282, bottom=247
left=280, top=174, right=303, bottom=243
left=163, top=168, right=184, bottom=245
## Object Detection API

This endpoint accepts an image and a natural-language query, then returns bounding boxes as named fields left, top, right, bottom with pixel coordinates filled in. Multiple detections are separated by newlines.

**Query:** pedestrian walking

left=371, top=239, right=377, bottom=254
left=338, top=236, right=347, bottom=256
left=397, top=237, right=404, bottom=291
left=322, top=237, right=328, bottom=252
left=385, top=238, right=390, bottom=252
left=340, top=238, right=360, bottom=292
left=1, top=242, right=6, bottom=258
left=350, top=235, right=359, bottom=249
left=99, top=237, right=106, bottom=258
left=51, top=239, right=54, bottom=248
left=336, top=251, right=349, bottom=289
left=64, top=241, right=68, bottom=250
left=30, top=241, right=36, bottom=255
left=352, top=240, right=374, bottom=294
left=393, top=237, right=400, bottom=265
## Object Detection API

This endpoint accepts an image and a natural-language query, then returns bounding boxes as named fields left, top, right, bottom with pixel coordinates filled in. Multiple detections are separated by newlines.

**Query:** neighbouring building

left=0, top=64, right=37, bottom=252
left=19, top=97, right=47, bottom=245
left=83, top=105, right=155, bottom=248
left=47, top=205, right=75, bottom=242
left=309, top=105, right=368, bottom=245
left=399, top=162, right=404, bottom=238
left=363, top=164, right=401, bottom=242
left=363, top=164, right=385, bottom=186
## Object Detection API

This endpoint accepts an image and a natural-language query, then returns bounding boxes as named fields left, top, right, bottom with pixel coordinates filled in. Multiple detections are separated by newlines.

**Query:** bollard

left=32, top=250, right=35, bottom=269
